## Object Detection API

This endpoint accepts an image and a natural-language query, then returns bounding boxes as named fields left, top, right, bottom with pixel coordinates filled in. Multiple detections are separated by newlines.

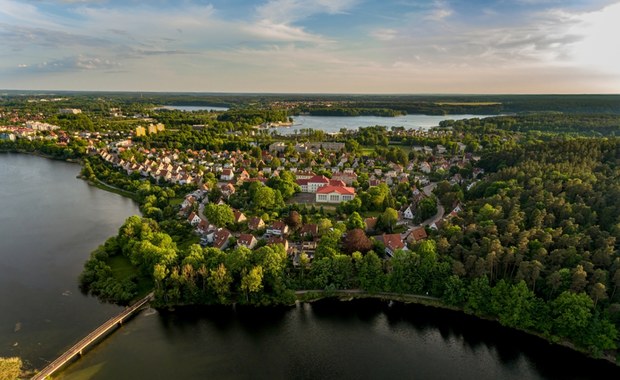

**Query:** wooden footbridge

left=32, top=292, right=154, bottom=380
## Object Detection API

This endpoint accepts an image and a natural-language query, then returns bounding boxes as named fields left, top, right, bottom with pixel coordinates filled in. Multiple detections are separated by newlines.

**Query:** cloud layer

left=1, top=0, right=618, bottom=93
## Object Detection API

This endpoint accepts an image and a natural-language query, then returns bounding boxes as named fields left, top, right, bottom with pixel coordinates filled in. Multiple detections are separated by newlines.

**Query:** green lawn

left=169, top=197, right=184, bottom=206
left=107, top=255, right=153, bottom=298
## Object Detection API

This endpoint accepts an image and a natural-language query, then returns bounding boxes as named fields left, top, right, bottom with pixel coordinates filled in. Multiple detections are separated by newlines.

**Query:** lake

left=0, top=154, right=140, bottom=371
left=1, top=154, right=618, bottom=379
left=283, top=114, right=491, bottom=134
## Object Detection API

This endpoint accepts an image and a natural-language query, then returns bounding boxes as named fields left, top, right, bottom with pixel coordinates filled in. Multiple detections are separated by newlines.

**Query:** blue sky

left=1, top=0, right=619, bottom=93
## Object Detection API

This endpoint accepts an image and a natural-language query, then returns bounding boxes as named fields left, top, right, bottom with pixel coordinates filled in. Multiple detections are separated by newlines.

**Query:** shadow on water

left=307, top=297, right=384, bottom=324
left=155, top=303, right=292, bottom=337
left=382, top=300, right=620, bottom=380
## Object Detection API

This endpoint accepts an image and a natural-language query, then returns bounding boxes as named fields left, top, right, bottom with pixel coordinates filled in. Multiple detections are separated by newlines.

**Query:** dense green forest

left=3, top=92, right=620, bottom=117
left=443, top=114, right=620, bottom=136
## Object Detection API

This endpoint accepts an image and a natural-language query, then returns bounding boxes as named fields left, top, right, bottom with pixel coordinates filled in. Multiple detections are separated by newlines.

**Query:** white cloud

left=370, top=28, right=397, bottom=41
left=566, top=2, right=620, bottom=75
left=423, top=0, right=453, bottom=22
left=242, top=19, right=331, bottom=43
left=256, top=0, right=358, bottom=23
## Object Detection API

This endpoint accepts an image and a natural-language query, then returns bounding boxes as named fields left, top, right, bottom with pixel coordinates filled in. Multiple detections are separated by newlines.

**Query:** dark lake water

left=1, top=154, right=618, bottom=379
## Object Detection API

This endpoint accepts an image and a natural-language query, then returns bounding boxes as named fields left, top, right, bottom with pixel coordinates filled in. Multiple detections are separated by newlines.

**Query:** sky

left=1, top=0, right=619, bottom=93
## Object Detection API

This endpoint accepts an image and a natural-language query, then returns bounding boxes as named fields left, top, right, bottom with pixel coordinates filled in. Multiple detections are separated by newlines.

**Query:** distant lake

left=282, top=114, right=493, bottom=134
left=159, top=105, right=229, bottom=112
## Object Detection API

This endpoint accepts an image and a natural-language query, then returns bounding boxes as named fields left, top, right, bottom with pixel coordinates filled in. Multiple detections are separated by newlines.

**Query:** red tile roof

left=382, top=233, right=405, bottom=252
left=316, top=185, right=355, bottom=195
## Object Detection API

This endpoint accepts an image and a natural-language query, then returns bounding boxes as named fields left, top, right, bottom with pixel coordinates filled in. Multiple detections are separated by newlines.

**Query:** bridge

left=32, top=292, right=154, bottom=380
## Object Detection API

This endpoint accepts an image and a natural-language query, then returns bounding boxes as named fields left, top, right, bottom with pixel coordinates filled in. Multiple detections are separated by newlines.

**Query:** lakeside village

left=1, top=111, right=482, bottom=265
left=95, top=130, right=480, bottom=267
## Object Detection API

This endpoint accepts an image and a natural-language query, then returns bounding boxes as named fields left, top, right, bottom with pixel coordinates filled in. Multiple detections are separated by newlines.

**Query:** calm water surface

left=284, top=114, right=492, bottom=134
left=58, top=300, right=619, bottom=380
left=2, top=154, right=618, bottom=380
left=0, top=154, right=140, bottom=370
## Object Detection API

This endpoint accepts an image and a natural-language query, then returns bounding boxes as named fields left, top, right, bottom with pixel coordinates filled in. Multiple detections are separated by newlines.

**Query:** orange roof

left=316, top=185, right=355, bottom=195
left=383, top=233, right=405, bottom=251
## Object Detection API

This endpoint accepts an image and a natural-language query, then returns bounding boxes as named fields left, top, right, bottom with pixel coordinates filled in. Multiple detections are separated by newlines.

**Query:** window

left=342, top=195, right=352, bottom=201
left=318, top=194, right=327, bottom=201
left=330, top=194, right=339, bottom=201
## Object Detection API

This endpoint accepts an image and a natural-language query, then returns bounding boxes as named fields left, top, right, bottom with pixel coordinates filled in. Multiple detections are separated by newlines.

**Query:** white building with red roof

left=315, top=185, right=356, bottom=203
left=296, top=175, right=330, bottom=193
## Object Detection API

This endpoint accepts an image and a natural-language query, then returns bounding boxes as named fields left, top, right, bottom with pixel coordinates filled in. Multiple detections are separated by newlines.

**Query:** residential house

left=403, top=204, right=415, bottom=220
left=301, top=240, right=318, bottom=252
left=299, top=224, right=318, bottom=238
left=187, top=212, right=201, bottom=226
left=233, top=209, right=247, bottom=224
left=376, top=233, right=407, bottom=257
left=220, top=168, right=234, bottom=181
left=248, top=216, right=265, bottom=231
left=266, top=221, right=289, bottom=236
left=406, top=227, right=428, bottom=244
left=237, top=233, right=258, bottom=249
left=213, top=228, right=232, bottom=250
left=364, top=217, right=378, bottom=233
left=419, top=162, right=432, bottom=174
left=267, top=236, right=289, bottom=251
left=332, top=171, right=358, bottom=185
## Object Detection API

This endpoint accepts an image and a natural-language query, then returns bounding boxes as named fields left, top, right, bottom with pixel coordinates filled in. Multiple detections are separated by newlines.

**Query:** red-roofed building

left=237, top=233, right=258, bottom=249
left=220, top=168, right=234, bottom=181
left=187, top=212, right=201, bottom=226
left=213, top=228, right=232, bottom=250
left=267, top=236, right=289, bottom=251
left=248, top=216, right=265, bottom=231
left=407, top=227, right=428, bottom=244
left=266, top=221, right=289, bottom=236
left=329, top=179, right=346, bottom=187
left=332, top=171, right=358, bottom=185
left=376, top=233, right=407, bottom=257
left=300, top=224, right=318, bottom=238
left=296, top=175, right=330, bottom=193
left=364, top=217, right=378, bottom=233
left=315, top=185, right=356, bottom=203
left=233, top=209, right=247, bottom=224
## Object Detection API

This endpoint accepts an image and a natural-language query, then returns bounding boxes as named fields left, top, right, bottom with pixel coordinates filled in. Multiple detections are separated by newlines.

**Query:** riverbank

left=0, top=148, right=81, bottom=163
left=83, top=177, right=140, bottom=201
left=294, top=289, right=619, bottom=367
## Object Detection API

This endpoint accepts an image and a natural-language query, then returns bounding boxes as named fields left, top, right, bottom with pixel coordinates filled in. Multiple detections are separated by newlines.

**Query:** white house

left=266, top=221, right=289, bottom=236
left=403, top=205, right=415, bottom=220
left=237, top=233, right=258, bottom=249
left=315, top=185, right=356, bottom=203
left=220, top=168, right=234, bottom=181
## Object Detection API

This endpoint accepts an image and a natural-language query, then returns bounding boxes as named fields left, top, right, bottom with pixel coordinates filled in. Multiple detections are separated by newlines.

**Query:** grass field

left=107, top=255, right=153, bottom=298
